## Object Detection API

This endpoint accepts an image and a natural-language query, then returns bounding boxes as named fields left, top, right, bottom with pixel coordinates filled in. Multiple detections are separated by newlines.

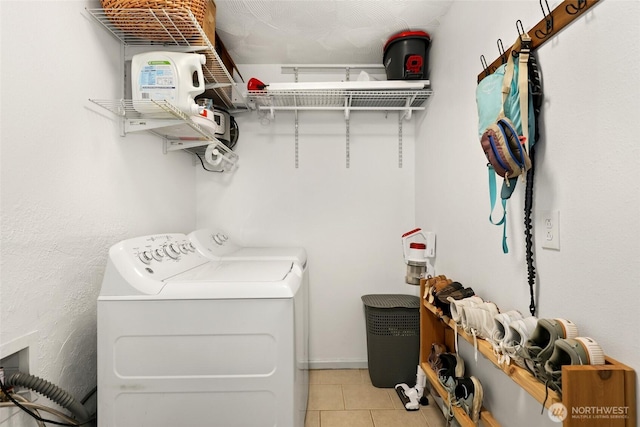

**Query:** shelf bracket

left=164, top=140, right=212, bottom=152
left=403, top=93, right=418, bottom=121
left=344, top=95, right=351, bottom=121
left=294, top=111, right=299, bottom=169
left=346, top=118, right=350, bottom=169
left=398, top=114, right=403, bottom=168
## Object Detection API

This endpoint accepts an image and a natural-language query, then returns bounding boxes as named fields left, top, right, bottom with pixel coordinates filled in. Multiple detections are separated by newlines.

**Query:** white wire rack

left=248, top=85, right=432, bottom=120
left=89, top=99, right=239, bottom=169
left=86, top=8, right=246, bottom=110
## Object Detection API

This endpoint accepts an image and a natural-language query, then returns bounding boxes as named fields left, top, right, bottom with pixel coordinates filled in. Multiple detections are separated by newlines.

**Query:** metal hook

left=516, top=20, right=526, bottom=41
left=566, top=0, right=587, bottom=15
left=512, top=20, right=526, bottom=57
left=497, top=39, right=507, bottom=64
left=480, top=55, right=489, bottom=77
left=535, top=0, right=554, bottom=40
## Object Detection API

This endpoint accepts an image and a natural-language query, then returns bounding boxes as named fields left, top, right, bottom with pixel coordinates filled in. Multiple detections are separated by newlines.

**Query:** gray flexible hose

left=6, top=371, right=90, bottom=422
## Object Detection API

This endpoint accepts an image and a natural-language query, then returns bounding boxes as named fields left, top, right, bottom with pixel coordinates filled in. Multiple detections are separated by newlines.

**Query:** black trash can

left=362, top=294, right=420, bottom=388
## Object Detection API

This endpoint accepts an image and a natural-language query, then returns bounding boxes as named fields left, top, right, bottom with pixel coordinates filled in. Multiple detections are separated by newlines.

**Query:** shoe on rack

left=523, top=318, right=578, bottom=381
left=491, top=310, right=523, bottom=361
left=431, top=282, right=463, bottom=312
left=462, top=302, right=500, bottom=339
left=454, top=376, right=484, bottom=424
left=544, top=337, right=605, bottom=393
left=424, top=275, right=447, bottom=299
left=427, top=276, right=453, bottom=304
left=428, top=343, right=447, bottom=372
left=437, top=287, right=475, bottom=317
left=449, top=296, right=484, bottom=325
left=437, top=353, right=465, bottom=394
left=503, top=316, right=538, bottom=367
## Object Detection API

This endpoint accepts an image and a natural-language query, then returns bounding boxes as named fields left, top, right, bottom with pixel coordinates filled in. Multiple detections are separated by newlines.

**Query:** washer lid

left=159, top=260, right=301, bottom=299
left=225, top=247, right=307, bottom=267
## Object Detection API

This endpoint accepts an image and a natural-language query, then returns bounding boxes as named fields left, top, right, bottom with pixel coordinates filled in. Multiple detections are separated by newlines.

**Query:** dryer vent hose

left=7, top=371, right=90, bottom=422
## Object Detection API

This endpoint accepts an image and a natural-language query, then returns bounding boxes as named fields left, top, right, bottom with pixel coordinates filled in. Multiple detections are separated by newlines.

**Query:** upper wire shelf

left=247, top=83, right=432, bottom=120
left=86, top=7, right=246, bottom=110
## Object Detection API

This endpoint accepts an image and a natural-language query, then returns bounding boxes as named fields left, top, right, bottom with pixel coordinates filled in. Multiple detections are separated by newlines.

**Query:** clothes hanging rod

left=282, top=64, right=386, bottom=74
left=477, top=0, right=602, bottom=83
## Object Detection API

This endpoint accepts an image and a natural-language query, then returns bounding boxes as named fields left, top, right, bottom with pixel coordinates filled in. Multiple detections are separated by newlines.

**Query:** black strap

left=524, top=52, right=543, bottom=317
left=524, top=146, right=537, bottom=316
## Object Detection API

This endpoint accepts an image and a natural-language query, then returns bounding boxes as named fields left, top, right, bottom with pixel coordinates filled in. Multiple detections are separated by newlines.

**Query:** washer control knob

left=165, top=243, right=181, bottom=259
left=152, top=249, right=165, bottom=261
left=138, top=250, right=153, bottom=265
left=187, top=243, right=196, bottom=252
left=213, top=234, right=223, bottom=245
left=220, top=234, right=229, bottom=241
left=179, top=244, right=189, bottom=254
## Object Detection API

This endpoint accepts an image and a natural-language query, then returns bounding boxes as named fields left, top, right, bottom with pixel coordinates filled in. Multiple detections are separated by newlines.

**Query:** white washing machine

left=188, top=228, right=307, bottom=267
left=98, top=233, right=309, bottom=427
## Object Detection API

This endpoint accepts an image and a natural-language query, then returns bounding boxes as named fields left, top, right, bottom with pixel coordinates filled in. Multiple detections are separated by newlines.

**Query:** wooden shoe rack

left=419, top=278, right=636, bottom=427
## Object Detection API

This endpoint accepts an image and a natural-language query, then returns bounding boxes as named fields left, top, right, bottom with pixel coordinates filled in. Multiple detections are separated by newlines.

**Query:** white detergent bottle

left=131, top=51, right=206, bottom=115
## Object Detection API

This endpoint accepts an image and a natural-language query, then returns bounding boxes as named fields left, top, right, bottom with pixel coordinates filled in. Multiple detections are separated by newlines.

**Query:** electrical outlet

left=540, top=210, right=560, bottom=250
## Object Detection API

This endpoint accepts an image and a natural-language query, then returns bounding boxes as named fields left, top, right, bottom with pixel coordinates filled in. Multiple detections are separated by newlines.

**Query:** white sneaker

left=459, top=302, right=499, bottom=364
left=448, top=296, right=484, bottom=325
left=463, top=302, right=499, bottom=339
left=491, top=310, right=523, bottom=363
left=503, top=316, right=538, bottom=367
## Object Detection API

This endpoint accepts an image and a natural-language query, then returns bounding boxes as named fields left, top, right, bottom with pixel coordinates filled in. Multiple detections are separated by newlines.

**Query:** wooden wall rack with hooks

left=478, top=0, right=602, bottom=83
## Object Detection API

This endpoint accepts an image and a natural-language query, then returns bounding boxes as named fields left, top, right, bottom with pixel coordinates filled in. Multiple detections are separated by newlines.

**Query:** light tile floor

left=305, top=369, right=446, bottom=427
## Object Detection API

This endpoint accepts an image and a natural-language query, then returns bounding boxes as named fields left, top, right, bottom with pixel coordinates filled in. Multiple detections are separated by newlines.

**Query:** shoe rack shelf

left=419, top=279, right=636, bottom=427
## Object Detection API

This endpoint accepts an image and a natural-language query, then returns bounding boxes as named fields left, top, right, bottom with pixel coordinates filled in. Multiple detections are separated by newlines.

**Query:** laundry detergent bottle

left=131, top=51, right=206, bottom=115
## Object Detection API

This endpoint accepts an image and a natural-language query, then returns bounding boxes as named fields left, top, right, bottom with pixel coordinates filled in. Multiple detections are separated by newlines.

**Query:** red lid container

left=383, top=30, right=431, bottom=80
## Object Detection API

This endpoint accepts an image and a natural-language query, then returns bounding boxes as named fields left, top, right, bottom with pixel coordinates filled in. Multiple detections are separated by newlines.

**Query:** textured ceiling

left=214, top=0, right=454, bottom=65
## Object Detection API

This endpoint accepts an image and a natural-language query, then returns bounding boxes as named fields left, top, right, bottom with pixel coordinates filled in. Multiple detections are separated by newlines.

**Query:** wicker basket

left=100, top=0, right=208, bottom=42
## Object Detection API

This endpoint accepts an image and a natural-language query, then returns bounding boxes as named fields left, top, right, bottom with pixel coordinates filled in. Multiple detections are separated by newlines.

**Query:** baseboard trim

left=308, top=360, right=368, bottom=370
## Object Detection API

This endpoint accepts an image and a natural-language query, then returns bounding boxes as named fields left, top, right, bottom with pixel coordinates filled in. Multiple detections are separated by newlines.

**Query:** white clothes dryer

left=188, top=228, right=307, bottom=267
left=97, top=233, right=309, bottom=427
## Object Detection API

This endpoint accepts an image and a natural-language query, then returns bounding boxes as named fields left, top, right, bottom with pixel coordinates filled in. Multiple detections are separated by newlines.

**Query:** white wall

left=0, top=1, right=197, bottom=424
left=196, top=65, right=418, bottom=367
left=2, top=0, right=637, bottom=425
left=416, top=1, right=640, bottom=425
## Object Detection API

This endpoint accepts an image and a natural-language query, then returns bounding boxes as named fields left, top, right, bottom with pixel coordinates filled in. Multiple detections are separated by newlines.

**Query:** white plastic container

left=131, top=51, right=206, bottom=115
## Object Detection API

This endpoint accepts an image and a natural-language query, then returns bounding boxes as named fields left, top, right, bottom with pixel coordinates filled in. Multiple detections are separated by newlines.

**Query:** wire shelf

left=89, top=98, right=238, bottom=168
left=247, top=88, right=432, bottom=116
left=86, top=8, right=245, bottom=110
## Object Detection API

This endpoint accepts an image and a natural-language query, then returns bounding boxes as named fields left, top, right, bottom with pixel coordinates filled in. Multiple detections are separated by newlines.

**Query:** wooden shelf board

left=421, top=362, right=476, bottom=427
left=480, top=410, right=501, bottom=427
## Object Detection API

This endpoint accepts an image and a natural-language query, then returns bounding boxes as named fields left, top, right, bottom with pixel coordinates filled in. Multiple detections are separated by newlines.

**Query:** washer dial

left=138, top=250, right=153, bottom=265
left=164, top=243, right=181, bottom=259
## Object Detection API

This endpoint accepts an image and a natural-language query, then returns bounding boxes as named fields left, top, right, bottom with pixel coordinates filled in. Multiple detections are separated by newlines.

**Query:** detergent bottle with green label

left=132, top=51, right=206, bottom=115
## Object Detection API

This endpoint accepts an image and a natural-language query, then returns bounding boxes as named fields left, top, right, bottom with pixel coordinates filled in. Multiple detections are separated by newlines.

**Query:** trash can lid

left=361, top=294, right=420, bottom=309
left=383, top=30, right=431, bottom=52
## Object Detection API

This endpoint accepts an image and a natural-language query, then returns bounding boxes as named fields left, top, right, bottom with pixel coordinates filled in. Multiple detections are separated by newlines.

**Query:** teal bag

left=476, top=34, right=536, bottom=253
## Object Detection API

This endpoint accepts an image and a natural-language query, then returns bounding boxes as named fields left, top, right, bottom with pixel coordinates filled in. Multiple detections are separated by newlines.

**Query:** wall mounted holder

left=478, top=0, right=602, bottom=83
